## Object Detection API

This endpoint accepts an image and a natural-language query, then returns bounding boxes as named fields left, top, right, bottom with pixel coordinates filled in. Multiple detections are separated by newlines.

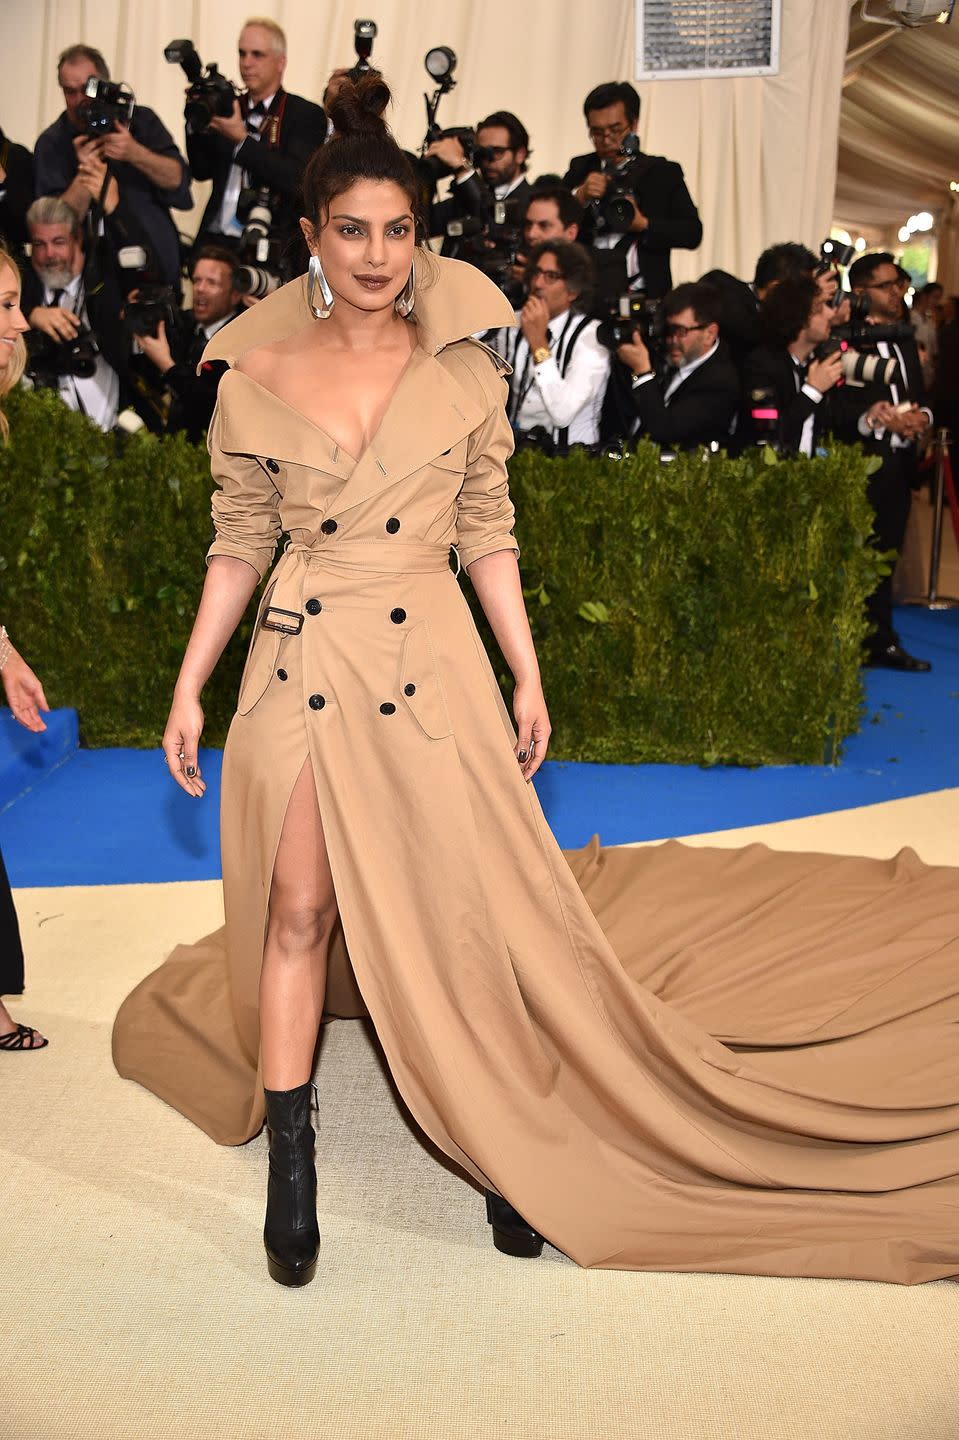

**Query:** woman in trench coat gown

left=114, top=84, right=959, bottom=1288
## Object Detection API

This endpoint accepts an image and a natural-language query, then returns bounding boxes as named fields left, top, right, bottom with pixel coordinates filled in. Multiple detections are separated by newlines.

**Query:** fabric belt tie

left=284, top=539, right=460, bottom=575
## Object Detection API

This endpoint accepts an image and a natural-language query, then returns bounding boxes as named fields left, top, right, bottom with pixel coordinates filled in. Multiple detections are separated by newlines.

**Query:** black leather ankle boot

left=263, top=1081, right=320, bottom=1286
left=485, top=1190, right=545, bottom=1258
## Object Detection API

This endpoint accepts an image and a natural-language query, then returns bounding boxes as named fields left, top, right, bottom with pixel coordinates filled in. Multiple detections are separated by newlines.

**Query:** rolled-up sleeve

left=455, top=357, right=520, bottom=571
left=205, top=406, right=282, bottom=580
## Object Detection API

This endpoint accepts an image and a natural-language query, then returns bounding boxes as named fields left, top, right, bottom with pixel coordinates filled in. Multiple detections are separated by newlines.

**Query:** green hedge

left=0, top=387, right=882, bottom=763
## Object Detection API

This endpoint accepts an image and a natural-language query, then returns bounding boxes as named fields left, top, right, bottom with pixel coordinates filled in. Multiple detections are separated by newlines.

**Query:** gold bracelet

left=0, top=625, right=11, bottom=672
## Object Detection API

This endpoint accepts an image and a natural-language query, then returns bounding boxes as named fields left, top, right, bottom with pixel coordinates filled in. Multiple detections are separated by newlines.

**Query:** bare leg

left=259, top=757, right=337, bottom=1091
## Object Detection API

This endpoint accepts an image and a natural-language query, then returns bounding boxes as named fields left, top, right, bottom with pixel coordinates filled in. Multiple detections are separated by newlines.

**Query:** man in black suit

left=426, top=111, right=533, bottom=257
left=563, top=81, right=701, bottom=302
left=614, top=281, right=739, bottom=451
left=741, top=276, right=843, bottom=454
left=0, top=126, right=35, bottom=266
left=832, top=252, right=933, bottom=672
left=133, top=245, right=241, bottom=441
left=187, top=17, right=327, bottom=274
left=702, top=242, right=819, bottom=374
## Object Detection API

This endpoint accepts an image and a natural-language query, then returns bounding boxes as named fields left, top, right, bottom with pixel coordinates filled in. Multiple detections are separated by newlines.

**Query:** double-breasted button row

left=265, top=458, right=280, bottom=474
left=305, top=598, right=322, bottom=616
left=385, top=517, right=400, bottom=534
left=309, top=693, right=326, bottom=711
left=390, top=608, right=406, bottom=624
left=321, top=518, right=337, bottom=535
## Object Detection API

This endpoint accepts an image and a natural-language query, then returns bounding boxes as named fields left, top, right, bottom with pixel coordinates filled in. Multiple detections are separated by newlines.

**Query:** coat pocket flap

left=400, top=622, right=453, bottom=740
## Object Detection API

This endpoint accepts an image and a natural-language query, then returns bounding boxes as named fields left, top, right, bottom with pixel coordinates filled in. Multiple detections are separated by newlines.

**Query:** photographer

left=33, top=45, right=190, bottom=291
left=426, top=111, right=532, bottom=256
left=564, top=82, right=701, bottom=302
left=701, top=242, right=819, bottom=374
left=134, top=245, right=240, bottom=442
left=741, top=276, right=843, bottom=454
left=487, top=241, right=610, bottom=452
left=616, top=282, right=739, bottom=451
left=22, top=197, right=127, bottom=431
left=187, top=18, right=327, bottom=270
left=832, top=251, right=933, bottom=672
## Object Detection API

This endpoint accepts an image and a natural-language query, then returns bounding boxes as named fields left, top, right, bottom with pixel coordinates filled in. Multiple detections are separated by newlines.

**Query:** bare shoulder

left=234, top=340, right=288, bottom=384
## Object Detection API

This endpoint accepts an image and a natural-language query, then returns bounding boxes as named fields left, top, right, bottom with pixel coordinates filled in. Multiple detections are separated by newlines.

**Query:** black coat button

left=321, top=518, right=338, bottom=534
left=277, top=668, right=288, bottom=681
left=305, top=598, right=322, bottom=615
left=309, top=694, right=326, bottom=710
left=380, top=702, right=397, bottom=715
left=390, top=607, right=407, bottom=624
left=404, top=683, right=416, bottom=696
left=386, top=517, right=401, bottom=534
left=265, top=458, right=280, bottom=474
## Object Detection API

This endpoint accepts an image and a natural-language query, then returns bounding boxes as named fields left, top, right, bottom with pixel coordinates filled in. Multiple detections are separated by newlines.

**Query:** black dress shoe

left=866, top=644, right=932, bottom=673
left=485, top=1190, right=545, bottom=1258
left=263, top=1080, right=320, bottom=1286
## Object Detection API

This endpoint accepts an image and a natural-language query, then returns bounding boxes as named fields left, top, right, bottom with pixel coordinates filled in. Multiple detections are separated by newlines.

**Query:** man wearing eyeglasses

left=615, top=282, right=739, bottom=451
left=563, top=82, right=702, bottom=303
left=833, top=252, right=933, bottom=672
left=485, top=241, right=610, bottom=453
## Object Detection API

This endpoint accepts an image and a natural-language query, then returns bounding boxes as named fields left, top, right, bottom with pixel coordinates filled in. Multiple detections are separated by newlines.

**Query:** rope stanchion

left=905, top=426, right=959, bottom=610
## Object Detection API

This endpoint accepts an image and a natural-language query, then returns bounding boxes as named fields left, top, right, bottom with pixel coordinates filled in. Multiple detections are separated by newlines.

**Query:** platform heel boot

left=263, top=1081, right=320, bottom=1286
left=485, top=1190, right=545, bottom=1258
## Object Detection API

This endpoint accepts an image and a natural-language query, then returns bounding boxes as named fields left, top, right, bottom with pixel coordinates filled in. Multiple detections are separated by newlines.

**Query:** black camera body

left=590, top=134, right=643, bottom=237
left=78, top=78, right=135, bottom=137
left=348, top=19, right=378, bottom=82
left=165, top=40, right=237, bottom=132
left=596, top=291, right=664, bottom=352
left=450, top=194, right=525, bottom=306
left=28, top=328, right=100, bottom=382
left=831, top=292, right=914, bottom=348
left=124, top=284, right=178, bottom=339
left=421, top=125, right=477, bottom=183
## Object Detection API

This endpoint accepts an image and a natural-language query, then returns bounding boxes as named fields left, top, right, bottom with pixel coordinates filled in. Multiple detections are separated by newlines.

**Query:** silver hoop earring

left=307, top=254, right=334, bottom=319
left=394, top=260, right=416, bottom=318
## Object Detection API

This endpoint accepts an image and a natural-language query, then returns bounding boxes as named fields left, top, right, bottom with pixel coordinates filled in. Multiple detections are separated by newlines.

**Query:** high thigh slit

left=114, top=256, right=959, bottom=1285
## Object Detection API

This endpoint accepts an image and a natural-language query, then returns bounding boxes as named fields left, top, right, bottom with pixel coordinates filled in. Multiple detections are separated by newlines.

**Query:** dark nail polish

left=186, top=766, right=196, bottom=777
left=517, top=750, right=528, bottom=762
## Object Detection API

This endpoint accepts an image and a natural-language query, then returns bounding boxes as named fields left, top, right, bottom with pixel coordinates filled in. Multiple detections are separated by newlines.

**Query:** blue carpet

left=2, top=607, right=957, bottom=888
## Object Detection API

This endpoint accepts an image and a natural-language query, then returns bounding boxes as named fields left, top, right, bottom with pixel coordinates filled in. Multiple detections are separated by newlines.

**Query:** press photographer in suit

left=0, top=126, right=34, bottom=265
left=564, top=81, right=701, bottom=301
left=833, top=252, right=933, bottom=672
left=702, top=242, right=819, bottom=374
left=616, top=281, right=739, bottom=451
left=187, top=17, right=327, bottom=270
left=741, top=276, right=843, bottom=455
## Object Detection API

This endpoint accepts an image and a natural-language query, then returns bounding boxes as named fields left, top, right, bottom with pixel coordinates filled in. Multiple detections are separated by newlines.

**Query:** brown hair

left=0, top=248, right=26, bottom=444
left=301, top=75, right=426, bottom=244
left=57, top=44, right=110, bottom=81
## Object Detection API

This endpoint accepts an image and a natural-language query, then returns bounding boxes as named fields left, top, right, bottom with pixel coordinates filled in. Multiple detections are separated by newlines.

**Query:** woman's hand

left=513, top=677, right=551, bottom=782
left=1, top=649, right=49, bottom=732
left=162, top=690, right=206, bottom=797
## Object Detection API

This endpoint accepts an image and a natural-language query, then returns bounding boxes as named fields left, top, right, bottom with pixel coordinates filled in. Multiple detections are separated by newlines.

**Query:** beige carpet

left=5, top=792, right=959, bottom=1440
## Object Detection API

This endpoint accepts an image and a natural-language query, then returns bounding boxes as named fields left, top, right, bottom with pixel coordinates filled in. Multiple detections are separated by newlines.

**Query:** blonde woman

left=0, top=246, right=50, bottom=1051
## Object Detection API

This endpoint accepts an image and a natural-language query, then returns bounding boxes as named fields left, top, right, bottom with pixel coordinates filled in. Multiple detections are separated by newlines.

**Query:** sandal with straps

left=0, top=1022, right=48, bottom=1052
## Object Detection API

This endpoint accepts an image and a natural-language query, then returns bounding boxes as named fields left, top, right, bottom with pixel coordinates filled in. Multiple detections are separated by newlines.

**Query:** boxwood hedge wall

left=0, top=387, right=882, bottom=764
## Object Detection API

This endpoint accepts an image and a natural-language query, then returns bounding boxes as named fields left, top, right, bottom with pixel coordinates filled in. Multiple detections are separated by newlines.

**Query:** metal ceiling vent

left=636, top=0, right=782, bottom=80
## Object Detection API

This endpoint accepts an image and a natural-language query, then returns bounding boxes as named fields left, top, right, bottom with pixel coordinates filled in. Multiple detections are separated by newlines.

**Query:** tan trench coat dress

left=114, top=255, right=959, bottom=1285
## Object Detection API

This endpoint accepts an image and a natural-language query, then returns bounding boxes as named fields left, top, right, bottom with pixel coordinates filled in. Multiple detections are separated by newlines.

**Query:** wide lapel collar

left=327, top=347, right=487, bottom=516
left=216, top=369, right=354, bottom=476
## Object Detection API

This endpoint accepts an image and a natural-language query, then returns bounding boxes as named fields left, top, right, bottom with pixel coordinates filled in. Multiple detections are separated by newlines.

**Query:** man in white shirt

left=487, top=241, right=610, bottom=452
left=23, top=196, right=121, bottom=431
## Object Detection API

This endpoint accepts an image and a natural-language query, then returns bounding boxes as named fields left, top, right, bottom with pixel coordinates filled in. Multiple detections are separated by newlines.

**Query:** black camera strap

left=509, top=311, right=594, bottom=444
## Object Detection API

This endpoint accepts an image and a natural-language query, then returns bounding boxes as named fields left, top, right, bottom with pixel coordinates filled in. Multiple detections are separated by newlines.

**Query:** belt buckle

left=261, top=605, right=303, bottom=635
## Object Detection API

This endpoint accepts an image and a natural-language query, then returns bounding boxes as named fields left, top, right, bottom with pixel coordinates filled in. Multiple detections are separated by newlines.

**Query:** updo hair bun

left=328, top=73, right=392, bottom=140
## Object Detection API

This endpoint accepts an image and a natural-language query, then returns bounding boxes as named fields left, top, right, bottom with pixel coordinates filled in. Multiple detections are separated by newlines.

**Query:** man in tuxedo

left=426, top=111, right=533, bottom=258
left=740, top=276, right=843, bottom=454
left=563, top=81, right=701, bottom=302
left=187, top=18, right=327, bottom=274
left=22, top=196, right=128, bottom=431
left=701, top=242, right=819, bottom=374
left=832, top=252, right=933, bottom=671
left=0, top=126, right=35, bottom=266
left=615, top=281, right=739, bottom=451
left=134, top=245, right=241, bottom=441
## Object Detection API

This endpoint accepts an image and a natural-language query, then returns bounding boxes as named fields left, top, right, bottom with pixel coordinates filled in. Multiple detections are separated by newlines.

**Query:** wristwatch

left=532, top=346, right=551, bottom=365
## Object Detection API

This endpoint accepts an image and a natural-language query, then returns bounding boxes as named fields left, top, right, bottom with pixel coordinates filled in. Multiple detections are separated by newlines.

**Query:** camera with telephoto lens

left=78, top=77, right=135, bottom=137
left=165, top=39, right=237, bottom=132
left=232, top=185, right=284, bottom=296
left=811, top=333, right=903, bottom=389
left=348, top=19, right=378, bottom=81
left=450, top=195, right=525, bottom=306
left=124, top=283, right=178, bottom=338
left=589, top=133, right=643, bottom=237
left=821, top=290, right=914, bottom=387
left=596, top=291, right=664, bottom=352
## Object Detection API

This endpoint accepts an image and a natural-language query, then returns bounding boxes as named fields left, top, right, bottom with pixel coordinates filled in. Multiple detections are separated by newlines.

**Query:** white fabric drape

left=6, top=0, right=848, bottom=285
